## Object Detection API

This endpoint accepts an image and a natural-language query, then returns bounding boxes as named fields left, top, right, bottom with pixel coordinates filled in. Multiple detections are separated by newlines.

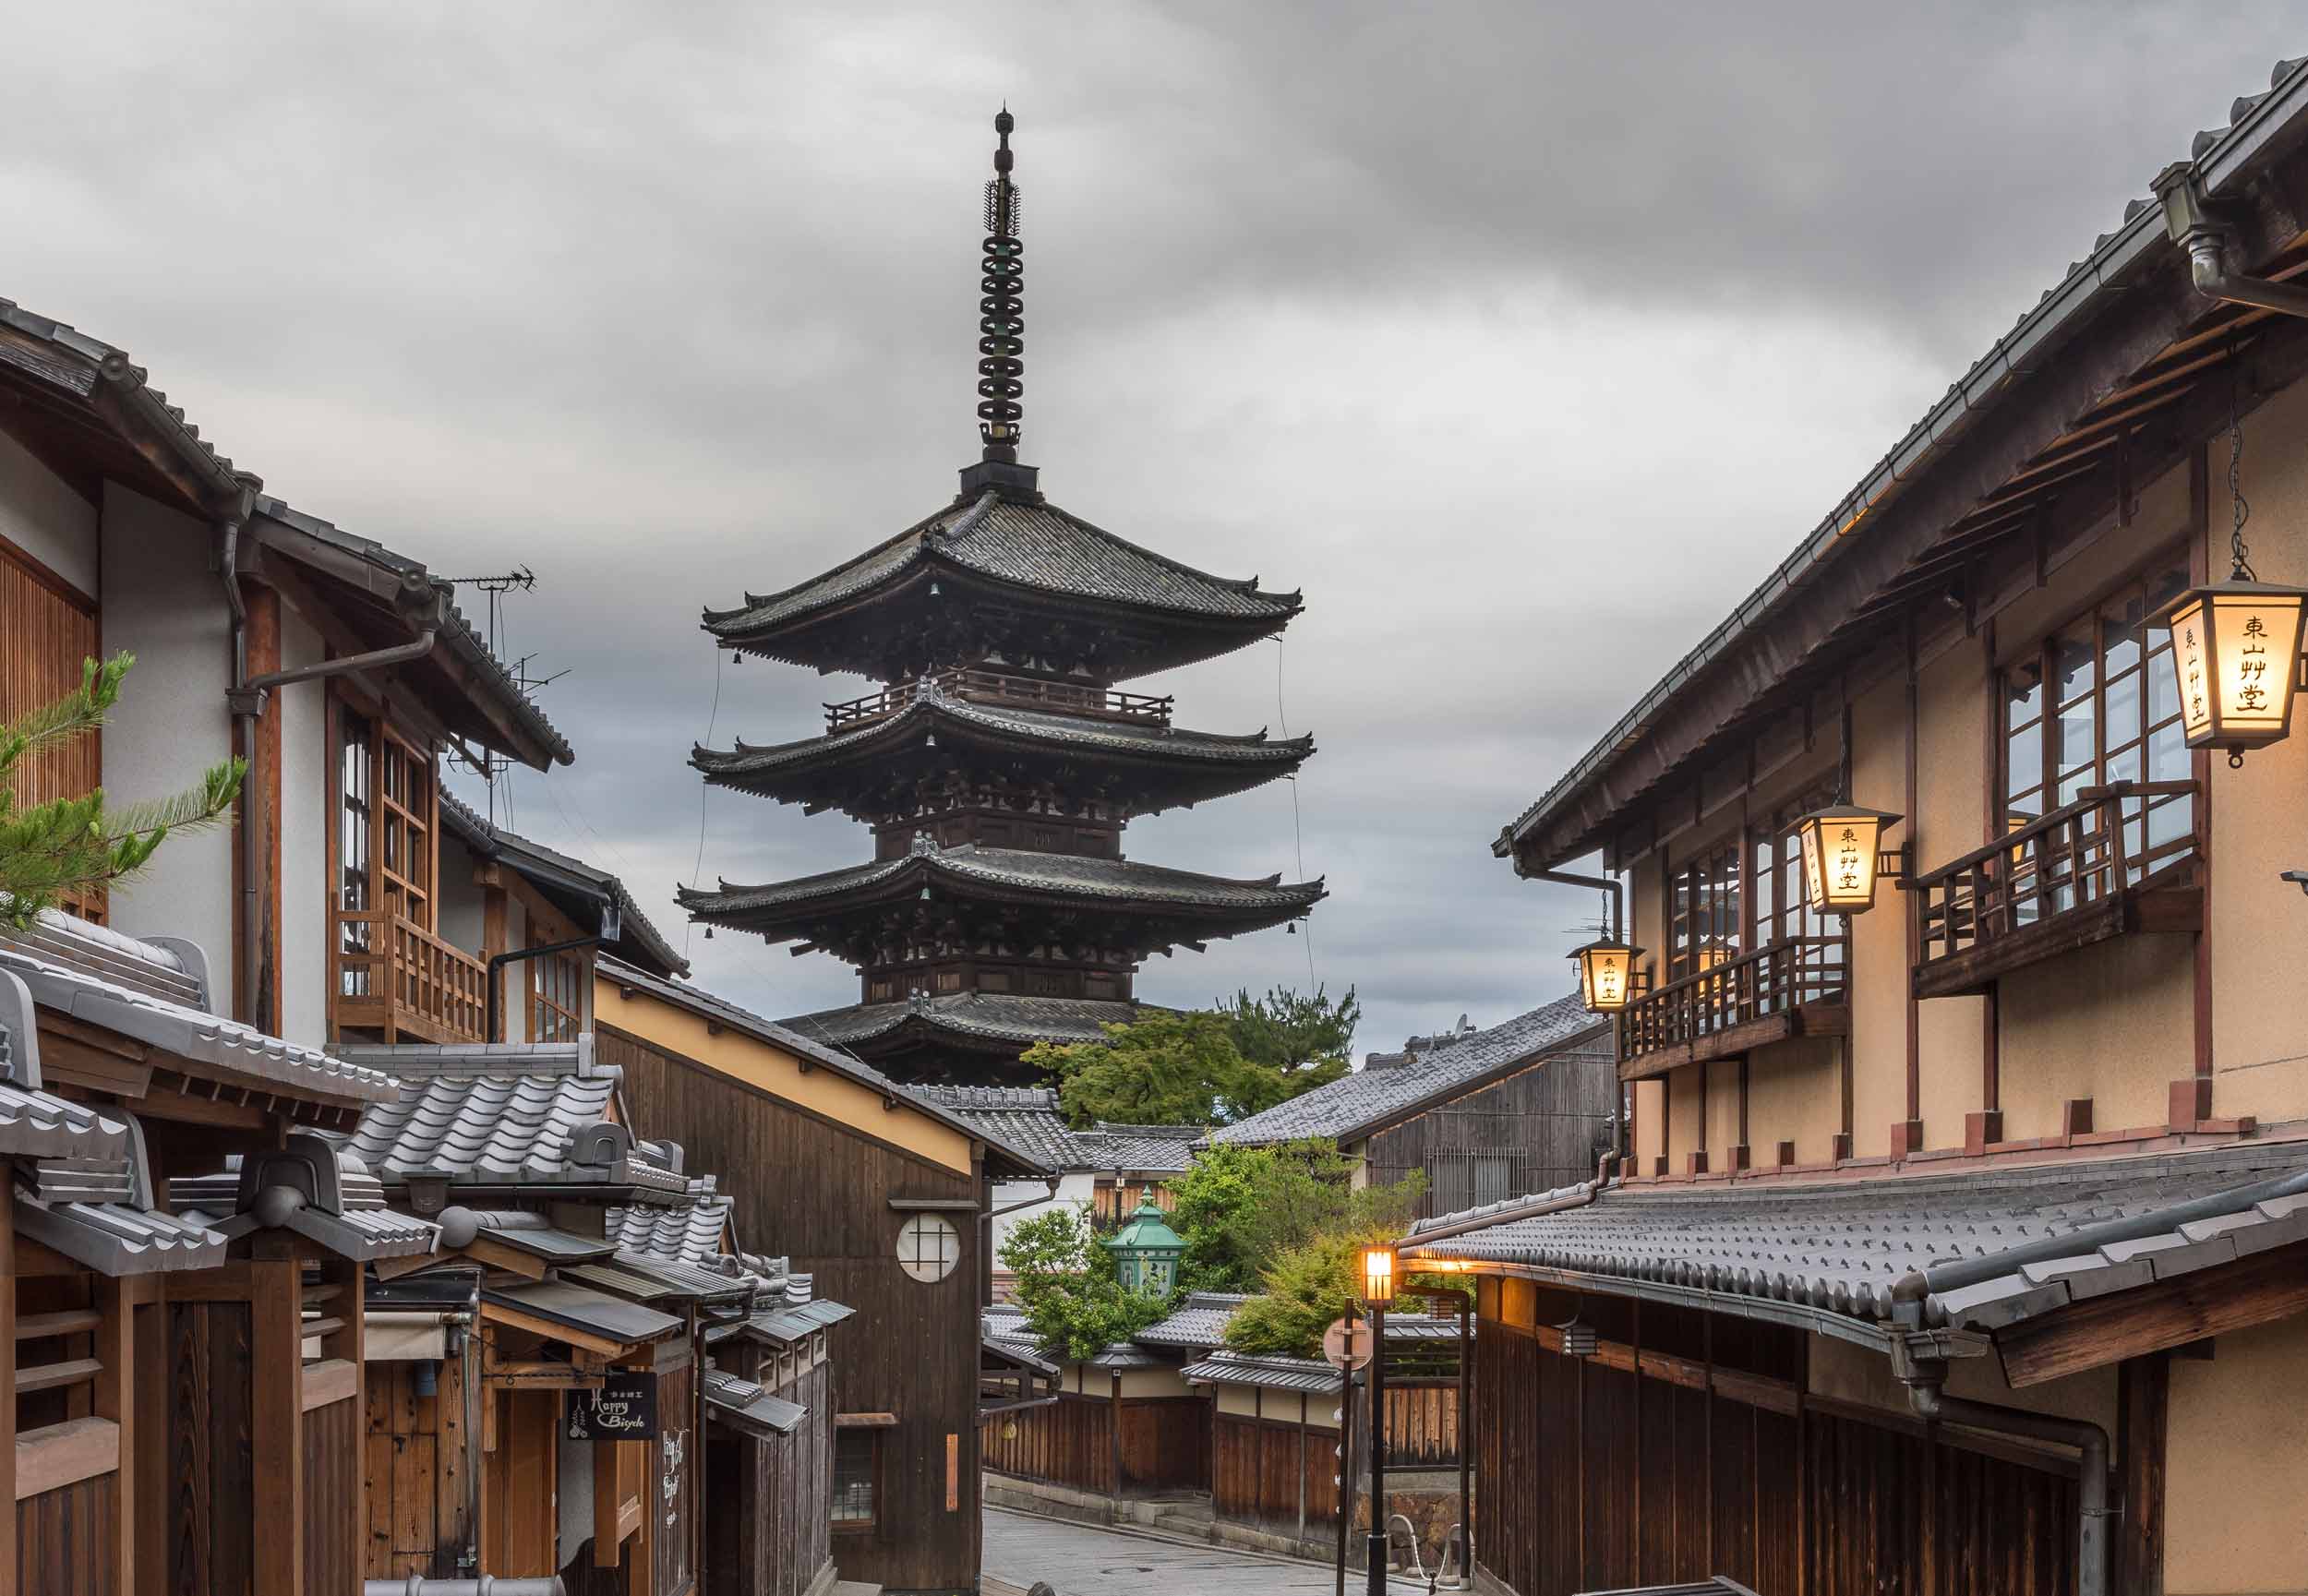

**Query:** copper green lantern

left=1102, top=1198, right=1184, bottom=1296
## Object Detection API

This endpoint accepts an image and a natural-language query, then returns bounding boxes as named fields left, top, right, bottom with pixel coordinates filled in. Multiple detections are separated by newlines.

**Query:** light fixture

left=1557, top=1316, right=1598, bottom=1358
left=1569, top=934, right=1641, bottom=1014
left=1360, top=1245, right=1396, bottom=1306
left=2157, top=348, right=2308, bottom=766
left=1795, top=803, right=1905, bottom=915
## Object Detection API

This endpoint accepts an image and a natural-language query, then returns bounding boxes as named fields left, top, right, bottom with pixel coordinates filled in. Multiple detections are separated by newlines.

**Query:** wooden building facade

left=595, top=958, right=1053, bottom=1595
left=1447, top=57, right=2308, bottom=1596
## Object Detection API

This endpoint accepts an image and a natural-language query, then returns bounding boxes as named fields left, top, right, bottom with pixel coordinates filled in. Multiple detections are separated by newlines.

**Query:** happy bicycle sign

left=567, top=1371, right=659, bottom=1441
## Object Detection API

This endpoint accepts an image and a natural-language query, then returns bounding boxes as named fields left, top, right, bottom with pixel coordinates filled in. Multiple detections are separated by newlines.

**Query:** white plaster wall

left=0, top=429, right=98, bottom=596
left=99, top=484, right=233, bottom=997
left=277, top=609, right=329, bottom=1047
left=437, top=830, right=487, bottom=953
left=991, top=1175, right=1097, bottom=1265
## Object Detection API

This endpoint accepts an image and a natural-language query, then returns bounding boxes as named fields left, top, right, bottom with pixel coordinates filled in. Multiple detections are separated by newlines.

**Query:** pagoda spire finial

left=977, top=107, right=1025, bottom=464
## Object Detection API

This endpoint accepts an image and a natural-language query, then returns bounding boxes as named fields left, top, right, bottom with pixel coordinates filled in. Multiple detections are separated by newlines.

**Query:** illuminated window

left=896, top=1215, right=960, bottom=1283
left=1668, top=842, right=1740, bottom=979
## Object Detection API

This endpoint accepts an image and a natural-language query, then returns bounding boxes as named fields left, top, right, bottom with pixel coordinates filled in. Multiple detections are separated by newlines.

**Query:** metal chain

left=2230, top=350, right=2255, bottom=580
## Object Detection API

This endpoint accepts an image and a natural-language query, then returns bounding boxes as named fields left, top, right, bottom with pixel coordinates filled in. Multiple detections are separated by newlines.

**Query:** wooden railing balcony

left=1914, top=780, right=2200, bottom=1000
left=1617, top=936, right=1849, bottom=1079
left=825, top=669, right=1174, bottom=732
left=331, top=907, right=491, bottom=1044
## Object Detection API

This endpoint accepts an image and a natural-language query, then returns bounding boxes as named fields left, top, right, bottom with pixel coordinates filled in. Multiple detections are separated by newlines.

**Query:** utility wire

left=1276, top=637, right=1316, bottom=992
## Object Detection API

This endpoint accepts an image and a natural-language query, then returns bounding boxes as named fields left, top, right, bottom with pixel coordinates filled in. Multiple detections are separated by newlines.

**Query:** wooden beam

left=252, top=1257, right=305, bottom=1596
left=1998, top=1240, right=2308, bottom=1387
left=1, top=1182, right=15, bottom=1567
left=2116, top=1353, right=2170, bottom=1596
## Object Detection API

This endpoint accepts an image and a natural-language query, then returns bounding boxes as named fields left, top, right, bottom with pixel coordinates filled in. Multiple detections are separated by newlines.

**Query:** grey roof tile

left=1179, top=1351, right=1342, bottom=1394
left=902, top=1086, right=1201, bottom=1175
left=1135, top=1292, right=1249, bottom=1350
left=607, top=1194, right=734, bottom=1264
left=437, top=790, right=687, bottom=977
left=785, top=992, right=1138, bottom=1054
left=1402, top=1140, right=2308, bottom=1333
left=1209, top=993, right=1605, bottom=1146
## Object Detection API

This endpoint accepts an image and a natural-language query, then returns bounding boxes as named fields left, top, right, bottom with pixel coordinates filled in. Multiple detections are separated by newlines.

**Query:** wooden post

left=2117, top=1354, right=2170, bottom=1596
left=95, top=1273, right=135, bottom=1580
left=0, top=1181, right=16, bottom=1579
left=252, top=1253, right=306, bottom=1596
left=1297, top=1392, right=1309, bottom=1541
left=1109, top=1372, right=1123, bottom=1496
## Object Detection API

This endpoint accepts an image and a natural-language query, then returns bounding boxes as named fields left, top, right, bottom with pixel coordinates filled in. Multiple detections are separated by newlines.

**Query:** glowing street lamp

left=1795, top=804, right=1905, bottom=916
left=1569, top=935, right=1641, bottom=1014
left=2158, top=580, right=2308, bottom=765
left=1359, top=1245, right=1396, bottom=1306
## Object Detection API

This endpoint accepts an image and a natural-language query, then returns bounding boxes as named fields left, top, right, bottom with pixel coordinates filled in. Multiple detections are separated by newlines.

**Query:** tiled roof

left=608, top=1193, right=734, bottom=1264
left=681, top=844, right=1324, bottom=921
left=1208, top=993, right=1606, bottom=1147
left=483, top=1280, right=685, bottom=1347
left=703, top=1370, right=808, bottom=1434
left=597, top=958, right=1057, bottom=1177
left=906, top=1087, right=1203, bottom=1175
left=1180, top=1351, right=1342, bottom=1394
left=0, top=1010, right=130, bottom=1159
left=1401, top=1141, right=2308, bottom=1334
left=982, top=1304, right=1060, bottom=1374
left=0, top=912, right=400, bottom=1105
left=437, top=790, right=687, bottom=977
left=1500, top=55, right=2308, bottom=867
left=1134, top=1292, right=1249, bottom=1350
left=783, top=992, right=1138, bottom=1052
left=705, top=490, right=1302, bottom=640
left=694, top=682, right=1311, bottom=804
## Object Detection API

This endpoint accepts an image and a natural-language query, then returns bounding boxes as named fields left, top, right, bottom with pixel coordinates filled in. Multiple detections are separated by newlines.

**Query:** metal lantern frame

left=1794, top=803, right=1906, bottom=916
left=1359, top=1245, right=1397, bottom=1306
left=2155, top=578, right=2308, bottom=764
left=1569, top=934, right=1643, bottom=1014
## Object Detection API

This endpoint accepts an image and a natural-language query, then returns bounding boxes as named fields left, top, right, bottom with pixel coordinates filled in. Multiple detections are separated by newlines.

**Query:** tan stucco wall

left=1631, top=1078, right=1665, bottom=1165
left=1628, top=853, right=1663, bottom=990
left=2167, top=1316, right=2308, bottom=1593
left=1215, top=1382, right=1337, bottom=1429
left=1998, top=933, right=2191, bottom=1139
left=595, top=978, right=978, bottom=1173
left=1916, top=638, right=1989, bottom=1147
left=1743, top=1037, right=1842, bottom=1164
left=1666, top=1065, right=1704, bottom=1168
left=1846, top=675, right=1910, bottom=1159
left=1703, top=1058, right=1741, bottom=1161
left=2212, top=378, right=2308, bottom=1131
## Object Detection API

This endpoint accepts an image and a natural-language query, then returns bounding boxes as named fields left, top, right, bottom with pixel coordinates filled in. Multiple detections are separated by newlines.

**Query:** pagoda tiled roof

left=782, top=992, right=1141, bottom=1052
left=679, top=844, right=1325, bottom=925
left=693, top=683, right=1312, bottom=809
left=703, top=489, right=1302, bottom=641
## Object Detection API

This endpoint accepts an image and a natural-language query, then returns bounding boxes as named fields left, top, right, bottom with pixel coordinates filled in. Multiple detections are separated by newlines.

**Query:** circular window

left=896, top=1214, right=961, bottom=1282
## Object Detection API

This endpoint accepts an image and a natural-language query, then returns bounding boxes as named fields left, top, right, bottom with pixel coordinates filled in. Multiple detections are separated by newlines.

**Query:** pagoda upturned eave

left=700, top=486, right=1304, bottom=684
left=691, top=686, right=1313, bottom=815
left=676, top=845, right=1325, bottom=940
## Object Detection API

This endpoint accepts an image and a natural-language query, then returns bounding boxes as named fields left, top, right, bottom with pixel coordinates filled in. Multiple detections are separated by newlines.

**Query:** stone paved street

left=981, top=1507, right=1438, bottom=1596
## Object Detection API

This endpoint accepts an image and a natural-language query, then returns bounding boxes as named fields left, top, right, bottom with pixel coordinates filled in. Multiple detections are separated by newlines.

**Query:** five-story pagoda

left=682, top=111, right=1323, bottom=1085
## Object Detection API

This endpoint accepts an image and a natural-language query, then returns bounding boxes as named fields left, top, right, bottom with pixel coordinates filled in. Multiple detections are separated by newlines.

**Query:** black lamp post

left=1361, top=1245, right=1396, bottom=1595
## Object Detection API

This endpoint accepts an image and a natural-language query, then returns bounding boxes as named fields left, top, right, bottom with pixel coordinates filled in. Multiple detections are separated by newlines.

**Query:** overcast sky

left=6, top=4, right=2304, bottom=1058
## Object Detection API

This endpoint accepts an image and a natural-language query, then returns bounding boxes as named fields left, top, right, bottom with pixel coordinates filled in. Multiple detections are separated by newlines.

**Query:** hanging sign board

left=1321, top=1317, right=1374, bottom=1372
left=567, top=1371, right=659, bottom=1440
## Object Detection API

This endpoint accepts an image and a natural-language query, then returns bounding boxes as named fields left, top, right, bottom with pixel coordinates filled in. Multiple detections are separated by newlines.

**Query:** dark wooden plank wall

left=1385, top=1383, right=1459, bottom=1467
left=363, top=1350, right=474, bottom=1578
left=304, top=1391, right=362, bottom=1595
left=1363, top=1045, right=1616, bottom=1221
left=168, top=1299, right=255, bottom=1596
left=599, top=1026, right=983, bottom=1595
left=1473, top=1311, right=2080, bottom=1596
left=655, top=1359, right=698, bottom=1596
left=980, top=1392, right=1113, bottom=1494
left=1212, top=1411, right=1339, bottom=1531
left=708, top=1342, right=835, bottom=1596
left=1117, top=1397, right=1210, bottom=1493
left=17, top=1474, right=117, bottom=1596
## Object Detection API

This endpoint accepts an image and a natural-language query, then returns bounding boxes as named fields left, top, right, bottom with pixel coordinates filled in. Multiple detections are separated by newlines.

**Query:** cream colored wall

left=1999, top=934, right=2190, bottom=1138
left=1628, top=853, right=1663, bottom=988
left=2213, top=377, right=2308, bottom=1130
left=594, top=978, right=980, bottom=1174
left=1702, top=1059, right=1740, bottom=1162
left=1666, top=1066, right=1703, bottom=1169
left=1806, top=1335, right=2116, bottom=1437
left=1630, top=1078, right=1665, bottom=1167
left=2167, top=1316, right=2308, bottom=1593
left=1743, top=1038, right=1842, bottom=1164
left=1214, top=1383, right=1337, bottom=1429
left=0, top=428, right=98, bottom=595
left=276, top=609, right=330, bottom=1048
left=1117, top=1365, right=1193, bottom=1398
left=1915, top=636, right=1989, bottom=1147
left=1847, top=674, right=1909, bottom=1159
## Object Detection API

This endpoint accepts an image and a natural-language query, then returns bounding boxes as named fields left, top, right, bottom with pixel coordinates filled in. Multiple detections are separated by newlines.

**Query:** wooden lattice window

left=832, top=1429, right=880, bottom=1529
left=530, top=949, right=585, bottom=1041
left=377, top=726, right=437, bottom=930
left=1667, top=839, right=1741, bottom=978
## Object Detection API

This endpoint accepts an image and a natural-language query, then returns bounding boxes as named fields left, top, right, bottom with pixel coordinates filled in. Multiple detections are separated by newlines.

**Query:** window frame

left=1665, top=837, right=1742, bottom=980
left=832, top=1426, right=881, bottom=1532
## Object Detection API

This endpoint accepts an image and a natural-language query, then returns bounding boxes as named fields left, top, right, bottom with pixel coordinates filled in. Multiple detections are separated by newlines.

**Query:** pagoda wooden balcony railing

left=1913, top=780, right=2201, bottom=1000
left=331, top=906, right=491, bottom=1044
left=1617, top=935, right=1849, bottom=1079
left=824, top=669, right=1174, bottom=732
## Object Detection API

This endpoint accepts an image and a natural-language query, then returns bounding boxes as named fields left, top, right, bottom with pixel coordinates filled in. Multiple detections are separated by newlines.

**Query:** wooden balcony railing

left=1617, top=936, right=1849, bottom=1078
left=1914, top=780, right=2200, bottom=999
left=331, top=907, right=491, bottom=1044
left=825, top=669, right=1174, bottom=732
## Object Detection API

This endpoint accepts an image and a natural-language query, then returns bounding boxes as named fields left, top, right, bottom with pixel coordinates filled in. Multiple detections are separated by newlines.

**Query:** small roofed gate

left=1117, top=1397, right=1209, bottom=1493
left=1474, top=1281, right=2078, bottom=1596
left=980, top=1392, right=1115, bottom=1494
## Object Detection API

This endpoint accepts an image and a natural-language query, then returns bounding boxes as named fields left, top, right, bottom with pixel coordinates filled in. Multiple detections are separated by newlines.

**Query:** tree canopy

left=1166, top=1138, right=1425, bottom=1296
left=998, top=1206, right=1175, bottom=1362
left=0, top=654, right=244, bottom=929
left=1023, top=985, right=1358, bottom=1129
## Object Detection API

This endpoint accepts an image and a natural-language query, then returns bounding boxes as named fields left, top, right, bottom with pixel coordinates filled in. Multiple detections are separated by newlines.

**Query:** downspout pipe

left=1895, top=1348, right=2110, bottom=1596
left=1529, top=868, right=1622, bottom=940
left=487, top=925, right=615, bottom=1044
left=2154, top=164, right=2308, bottom=320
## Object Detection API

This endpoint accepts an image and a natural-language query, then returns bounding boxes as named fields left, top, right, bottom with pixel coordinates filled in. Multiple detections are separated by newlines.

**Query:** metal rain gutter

left=1497, top=55, right=2308, bottom=870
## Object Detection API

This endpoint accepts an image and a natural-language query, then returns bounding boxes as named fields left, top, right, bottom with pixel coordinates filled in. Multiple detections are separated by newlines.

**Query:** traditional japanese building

left=684, top=111, right=1321, bottom=1084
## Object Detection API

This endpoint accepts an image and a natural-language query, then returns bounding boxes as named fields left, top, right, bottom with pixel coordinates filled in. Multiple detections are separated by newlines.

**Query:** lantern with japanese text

left=2158, top=579, right=2308, bottom=764
left=1795, top=804, right=1904, bottom=915
left=1569, top=935, right=1641, bottom=1014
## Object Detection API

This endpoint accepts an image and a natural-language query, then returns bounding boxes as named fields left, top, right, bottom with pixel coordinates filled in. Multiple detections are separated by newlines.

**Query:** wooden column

left=251, top=1253, right=307, bottom=1596
left=2117, top=1354, right=2170, bottom=1596
left=1109, top=1373, right=1123, bottom=1496
left=0, top=1181, right=16, bottom=1579
left=94, top=1274, right=137, bottom=1581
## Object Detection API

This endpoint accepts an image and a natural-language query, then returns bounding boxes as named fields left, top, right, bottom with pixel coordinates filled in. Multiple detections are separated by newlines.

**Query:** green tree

left=999, top=1205, right=1175, bottom=1362
left=1218, top=984, right=1359, bottom=1113
left=0, top=655, right=244, bottom=929
left=1166, top=1139, right=1426, bottom=1295
left=1025, top=990, right=1358, bottom=1130
left=1221, top=1225, right=1393, bottom=1358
